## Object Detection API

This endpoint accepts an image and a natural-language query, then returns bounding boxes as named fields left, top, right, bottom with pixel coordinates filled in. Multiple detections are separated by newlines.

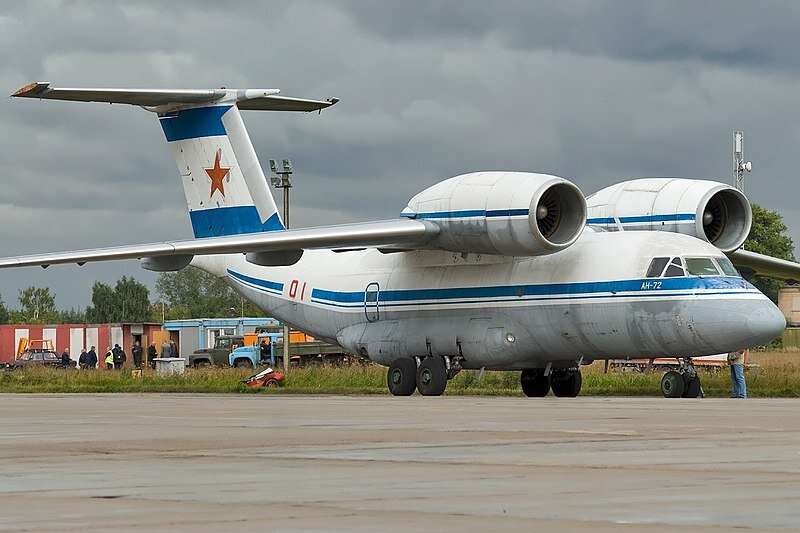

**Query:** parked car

left=9, top=349, right=70, bottom=370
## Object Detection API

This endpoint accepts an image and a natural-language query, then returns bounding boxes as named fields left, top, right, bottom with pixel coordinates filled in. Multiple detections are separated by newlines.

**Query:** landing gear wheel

left=661, top=370, right=685, bottom=398
left=520, top=369, right=551, bottom=397
left=416, top=357, right=447, bottom=396
left=387, top=358, right=417, bottom=396
left=551, top=369, right=582, bottom=397
left=682, top=376, right=702, bottom=398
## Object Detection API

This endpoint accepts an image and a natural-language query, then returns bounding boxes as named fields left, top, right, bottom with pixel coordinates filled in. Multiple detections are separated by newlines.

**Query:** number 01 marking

left=289, top=279, right=307, bottom=300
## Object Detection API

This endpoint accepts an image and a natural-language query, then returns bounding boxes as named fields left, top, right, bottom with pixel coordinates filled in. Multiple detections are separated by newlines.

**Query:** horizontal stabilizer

left=0, top=219, right=438, bottom=269
left=11, top=82, right=337, bottom=112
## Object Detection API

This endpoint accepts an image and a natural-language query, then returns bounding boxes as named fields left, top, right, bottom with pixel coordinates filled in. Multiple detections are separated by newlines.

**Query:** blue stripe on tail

left=159, top=106, right=232, bottom=142
left=190, top=207, right=285, bottom=238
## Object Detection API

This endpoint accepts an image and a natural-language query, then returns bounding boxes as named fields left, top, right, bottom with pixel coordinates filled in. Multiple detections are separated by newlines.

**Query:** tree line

left=0, top=270, right=265, bottom=325
left=0, top=203, right=793, bottom=325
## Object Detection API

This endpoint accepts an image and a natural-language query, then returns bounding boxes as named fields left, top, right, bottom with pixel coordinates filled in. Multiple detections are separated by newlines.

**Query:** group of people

left=61, top=339, right=178, bottom=371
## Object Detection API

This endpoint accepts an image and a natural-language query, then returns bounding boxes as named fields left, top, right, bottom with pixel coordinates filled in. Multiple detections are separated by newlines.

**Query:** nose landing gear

left=660, top=358, right=703, bottom=398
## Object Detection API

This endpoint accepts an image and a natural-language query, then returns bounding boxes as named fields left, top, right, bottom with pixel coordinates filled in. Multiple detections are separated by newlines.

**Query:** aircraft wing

left=0, top=219, right=438, bottom=269
left=11, top=82, right=337, bottom=112
left=728, top=248, right=800, bottom=282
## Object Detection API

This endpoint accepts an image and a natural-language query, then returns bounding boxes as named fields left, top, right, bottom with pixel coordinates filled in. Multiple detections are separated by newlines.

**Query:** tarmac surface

left=1, top=394, right=800, bottom=532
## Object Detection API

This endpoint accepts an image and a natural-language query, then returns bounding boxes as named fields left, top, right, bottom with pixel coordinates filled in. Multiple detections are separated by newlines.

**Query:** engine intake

left=586, top=178, right=751, bottom=253
left=401, top=172, right=586, bottom=256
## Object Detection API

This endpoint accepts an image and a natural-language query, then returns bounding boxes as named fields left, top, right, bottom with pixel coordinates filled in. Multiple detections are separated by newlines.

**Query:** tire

left=682, top=376, right=702, bottom=398
left=661, top=370, right=685, bottom=398
left=387, top=358, right=416, bottom=396
left=416, top=357, right=447, bottom=396
left=551, top=369, right=582, bottom=397
left=520, top=369, right=550, bottom=397
left=265, top=378, right=279, bottom=388
left=233, top=358, right=253, bottom=368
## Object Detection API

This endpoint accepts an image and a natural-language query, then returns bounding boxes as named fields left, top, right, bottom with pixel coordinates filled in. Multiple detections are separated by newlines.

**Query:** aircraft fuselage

left=196, top=229, right=786, bottom=370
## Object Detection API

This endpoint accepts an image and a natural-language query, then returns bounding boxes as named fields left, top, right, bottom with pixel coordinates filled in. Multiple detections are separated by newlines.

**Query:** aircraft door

left=364, top=282, right=380, bottom=322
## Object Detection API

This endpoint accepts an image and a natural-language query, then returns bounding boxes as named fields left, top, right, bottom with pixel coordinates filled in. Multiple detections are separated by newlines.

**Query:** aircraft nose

left=748, top=300, right=786, bottom=343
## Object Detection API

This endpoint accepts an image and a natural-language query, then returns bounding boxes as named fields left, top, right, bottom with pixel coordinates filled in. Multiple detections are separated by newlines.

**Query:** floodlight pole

left=733, top=131, right=752, bottom=193
left=270, top=159, right=293, bottom=374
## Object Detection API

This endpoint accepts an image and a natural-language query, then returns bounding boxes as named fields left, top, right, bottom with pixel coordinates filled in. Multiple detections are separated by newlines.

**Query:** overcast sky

left=2, top=0, right=800, bottom=310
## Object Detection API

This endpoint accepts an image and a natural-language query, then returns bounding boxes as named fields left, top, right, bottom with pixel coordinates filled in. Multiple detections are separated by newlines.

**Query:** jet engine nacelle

left=586, top=178, right=752, bottom=253
left=401, top=172, right=587, bottom=256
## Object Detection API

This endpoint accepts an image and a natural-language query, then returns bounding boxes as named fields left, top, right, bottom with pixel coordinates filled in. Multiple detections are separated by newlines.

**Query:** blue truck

left=229, top=331, right=352, bottom=367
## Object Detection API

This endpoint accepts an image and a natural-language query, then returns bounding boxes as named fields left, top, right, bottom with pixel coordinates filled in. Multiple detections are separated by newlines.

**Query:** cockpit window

left=663, top=257, right=685, bottom=277
left=715, top=257, right=741, bottom=277
left=685, top=257, right=720, bottom=276
left=646, top=257, right=670, bottom=278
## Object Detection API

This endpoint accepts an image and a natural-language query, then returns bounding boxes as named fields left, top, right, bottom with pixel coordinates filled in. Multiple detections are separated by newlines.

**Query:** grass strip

left=1, top=352, right=799, bottom=397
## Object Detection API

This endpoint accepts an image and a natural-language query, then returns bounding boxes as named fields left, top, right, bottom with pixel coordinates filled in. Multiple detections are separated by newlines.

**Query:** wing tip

left=11, top=81, right=50, bottom=98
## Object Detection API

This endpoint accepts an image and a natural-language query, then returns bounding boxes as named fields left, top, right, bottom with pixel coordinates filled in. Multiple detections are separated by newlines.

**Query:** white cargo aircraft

left=7, top=82, right=799, bottom=398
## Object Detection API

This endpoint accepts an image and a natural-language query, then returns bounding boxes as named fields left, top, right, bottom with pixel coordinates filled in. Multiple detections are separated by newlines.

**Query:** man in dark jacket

left=112, top=344, right=126, bottom=369
left=78, top=348, right=89, bottom=369
left=86, top=346, right=98, bottom=369
left=147, top=342, right=158, bottom=369
left=131, top=341, right=143, bottom=369
left=60, top=348, right=71, bottom=367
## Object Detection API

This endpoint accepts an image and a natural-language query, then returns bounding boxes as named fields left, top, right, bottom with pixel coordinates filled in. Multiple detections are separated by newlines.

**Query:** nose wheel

left=660, top=358, right=703, bottom=398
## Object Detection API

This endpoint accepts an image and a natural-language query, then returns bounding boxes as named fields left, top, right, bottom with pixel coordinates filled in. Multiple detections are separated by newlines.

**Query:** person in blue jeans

left=727, top=350, right=747, bottom=398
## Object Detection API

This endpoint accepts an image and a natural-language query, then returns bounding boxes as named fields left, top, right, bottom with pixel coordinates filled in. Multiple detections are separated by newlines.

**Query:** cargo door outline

left=364, top=282, right=380, bottom=322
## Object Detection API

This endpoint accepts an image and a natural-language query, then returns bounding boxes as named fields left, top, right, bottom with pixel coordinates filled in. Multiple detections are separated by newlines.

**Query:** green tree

left=85, top=277, right=151, bottom=323
left=156, top=267, right=263, bottom=319
left=0, top=295, right=9, bottom=325
left=114, top=276, right=151, bottom=322
left=85, top=282, right=115, bottom=323
left=16, top=286, right=58, bottom=324
left=743, top=203, right=796, bottom=302
left=59, top=307, right=87, bottom=324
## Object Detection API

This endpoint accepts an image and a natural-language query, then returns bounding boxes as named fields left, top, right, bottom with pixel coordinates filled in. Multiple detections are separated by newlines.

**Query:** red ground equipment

left=241, top=367, right=285, bottom=388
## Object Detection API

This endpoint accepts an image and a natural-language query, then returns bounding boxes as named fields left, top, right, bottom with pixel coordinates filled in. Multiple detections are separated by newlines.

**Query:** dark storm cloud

left=1, top=0, right=800, bottom=309
left=341, top=1, right=800, bottom=69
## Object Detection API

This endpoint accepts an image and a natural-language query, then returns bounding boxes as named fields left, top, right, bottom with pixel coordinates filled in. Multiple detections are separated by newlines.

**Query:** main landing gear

left=521, top=367, right=582, bottom=397
left=387, top=356, right=462, bottom=396
left=660, top=358, right=703, bottom=398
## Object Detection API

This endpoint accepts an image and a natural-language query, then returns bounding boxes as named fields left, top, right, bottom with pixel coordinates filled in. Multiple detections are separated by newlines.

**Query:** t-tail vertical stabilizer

left=11, top=82, right=338, bottom=238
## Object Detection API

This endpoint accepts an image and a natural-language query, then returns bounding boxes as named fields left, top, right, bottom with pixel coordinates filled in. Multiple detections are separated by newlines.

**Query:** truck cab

left=188, top=335, right=245, bottom=367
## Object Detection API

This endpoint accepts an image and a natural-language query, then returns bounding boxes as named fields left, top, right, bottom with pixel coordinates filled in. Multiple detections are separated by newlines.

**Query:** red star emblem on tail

left=204, top=149, right=230, bottom=198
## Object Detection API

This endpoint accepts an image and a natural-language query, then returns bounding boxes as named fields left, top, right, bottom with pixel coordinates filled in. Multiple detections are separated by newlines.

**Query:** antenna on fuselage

left=733, top=131, right=752, bottom=192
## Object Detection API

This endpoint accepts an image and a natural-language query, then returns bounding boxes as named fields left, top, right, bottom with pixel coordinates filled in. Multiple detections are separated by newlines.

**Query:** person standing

left=87, top=346, right=98, bottom=369
left=728, top=349, right=747, bottom=398
left=161, top=339, right=170, bottom=358
left=60, top=348, right=71, bottom=368
left=78, top=348, right=89, bottom=369
left=131, top=341, right=143, bottom=369
left=147, top=342, right=157, bottom=369
left=169, top=340, right=178, bottom=358
left=112, top=344, right=126, bottom=369
left=104, top=347, right=114, bottom=370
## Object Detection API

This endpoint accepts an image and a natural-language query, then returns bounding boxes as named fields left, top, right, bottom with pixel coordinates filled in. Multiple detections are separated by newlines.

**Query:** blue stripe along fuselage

left=226, top=269, right=754, bottom=307
left=159, top=106, right=232, bottom=142
left=227, top=269, right=284, bottom=294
